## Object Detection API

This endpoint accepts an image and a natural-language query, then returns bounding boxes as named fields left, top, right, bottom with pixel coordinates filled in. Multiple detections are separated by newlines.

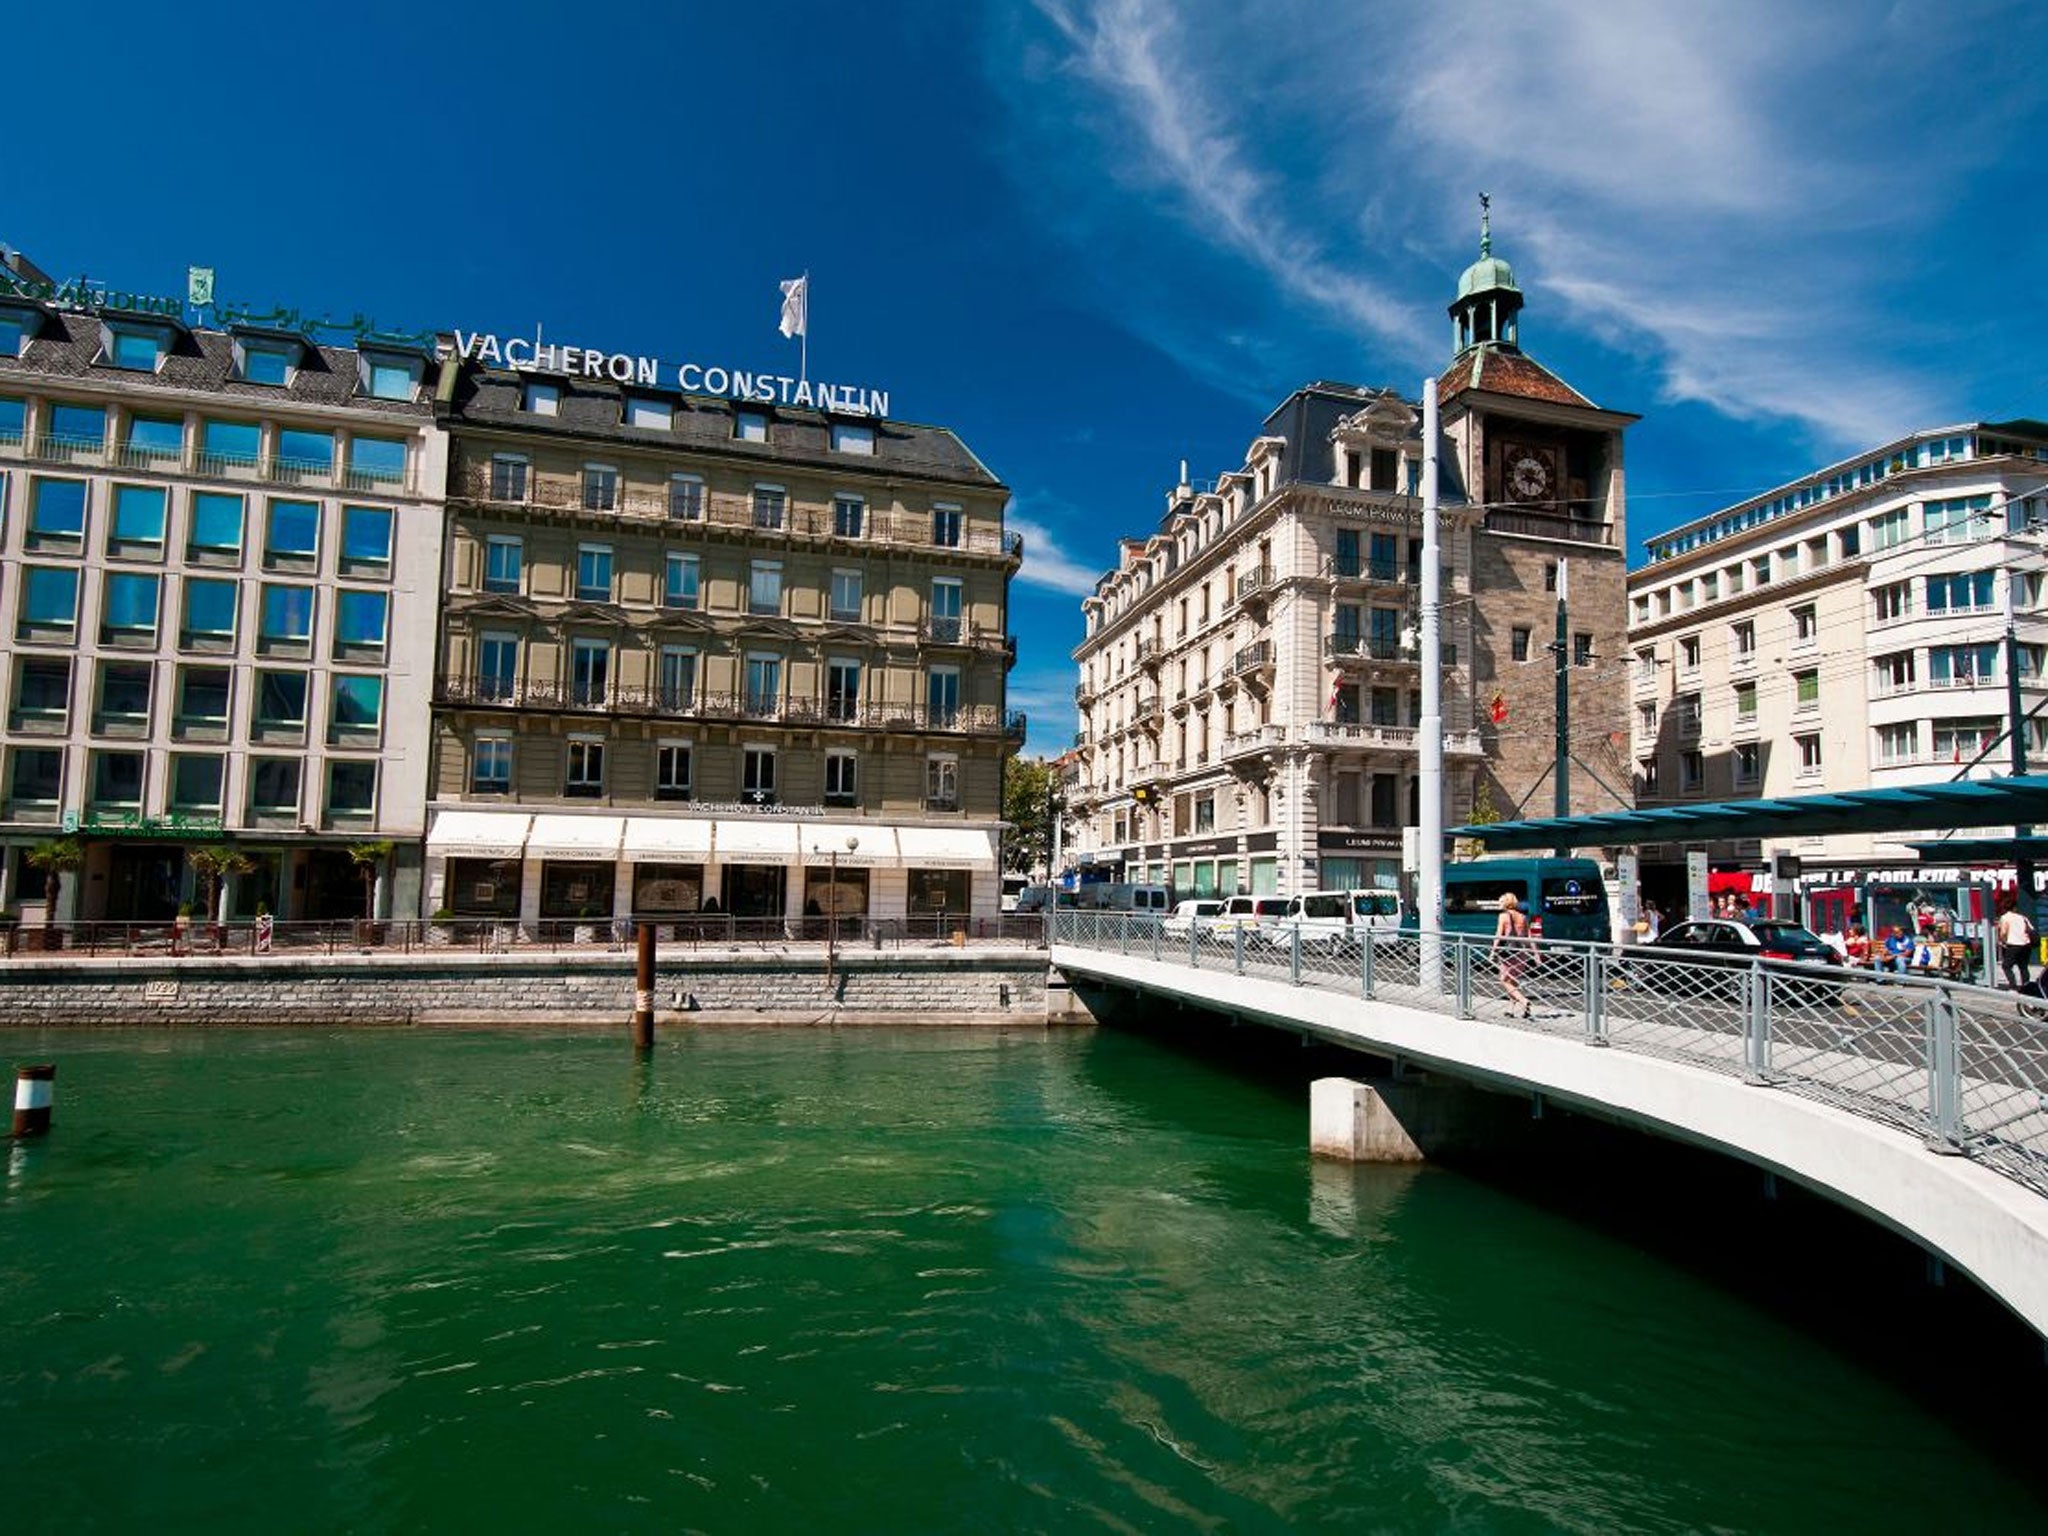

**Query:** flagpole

left=799, top=269, right=809, bottom=388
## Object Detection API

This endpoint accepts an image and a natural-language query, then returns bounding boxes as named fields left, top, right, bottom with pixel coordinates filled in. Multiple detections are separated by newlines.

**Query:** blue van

left=1426, top=858, right=1612, bottom=945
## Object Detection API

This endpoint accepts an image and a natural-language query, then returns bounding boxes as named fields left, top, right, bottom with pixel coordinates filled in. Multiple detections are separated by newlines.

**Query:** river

left=0, top=1024, right=2040, bottom=1532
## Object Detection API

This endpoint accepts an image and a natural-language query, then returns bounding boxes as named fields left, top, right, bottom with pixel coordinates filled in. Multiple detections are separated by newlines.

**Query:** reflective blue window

left=183, top=578, right=238, bottom=635
left=266, top=499, right=319, bottom=560
left=0, top=316, right=24, bottom=357
left=104, top=572, right=161, bottom=631
left=201, top=418, right=260, bottom=468
left=335, top=589, right=388, bottom=647
left=126, top=414, right=183, bottom=457
left=365, top=359, right=416, bottom=400
left=109, top=328, right=163, bottom=371
left=331, top=674, right=384, bottom=727
left=0, top=396, right=24, bottom=440
left=190, top=492, right=244, bottom=553
left=22, top=566, right=80, bottom=624
left=341, top=506, right=393, bottom=564
left=275, top=428, right=333, bottom=474
left=347, top=436, right=406, bottom=485
left=30, top=477, right=87, bottom=537
left=241, top=343, right=294, bottom=386
left=47, top=403, right=106, bottom=449
left=259, top=584, right=314, bottom=641
left=111, top=484, right=168, bottom=544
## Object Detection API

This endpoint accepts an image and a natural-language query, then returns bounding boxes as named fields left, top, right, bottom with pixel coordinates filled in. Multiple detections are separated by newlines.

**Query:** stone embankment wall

left=0, top=947, right=1062, bottom=1027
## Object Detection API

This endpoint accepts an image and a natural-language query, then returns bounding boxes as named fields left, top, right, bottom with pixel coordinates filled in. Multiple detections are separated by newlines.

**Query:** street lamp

left=820, top=836, right=858, bottom=990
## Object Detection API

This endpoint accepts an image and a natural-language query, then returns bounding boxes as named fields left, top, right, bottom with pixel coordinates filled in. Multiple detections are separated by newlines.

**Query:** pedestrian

left=1883, top=926, right=1912, bottom=973
left=1493, top=892, right=1533, bottom=1018
left=1843, top=923, right=1871, bottom=969
left=1640, top=900, right=1661, bottom=942
left=1996, top=898, right=2035, bottom=989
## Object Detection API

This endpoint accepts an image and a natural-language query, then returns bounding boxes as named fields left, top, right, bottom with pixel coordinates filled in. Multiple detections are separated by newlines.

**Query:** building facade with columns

left=423, top=355, right=1023, bottom=931
left=1067, top=222, right=1636, bottom=899
left=0, top=248, right=447, bottom=922
left=1625, top=421, right=2048, bottom=919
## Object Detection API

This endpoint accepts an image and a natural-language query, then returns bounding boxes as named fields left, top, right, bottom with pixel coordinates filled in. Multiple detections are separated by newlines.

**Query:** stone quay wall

left=0, top=946, right=1060, bottom=1028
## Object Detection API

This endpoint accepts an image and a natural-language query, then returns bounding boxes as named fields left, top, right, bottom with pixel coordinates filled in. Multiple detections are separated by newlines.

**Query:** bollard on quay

left=632, top=923, right=656, bottom=1052
left=12, top=1064, right=55, bottom=1137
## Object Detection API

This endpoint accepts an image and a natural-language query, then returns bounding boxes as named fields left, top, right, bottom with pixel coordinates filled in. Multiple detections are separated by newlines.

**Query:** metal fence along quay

left=1050, top=910, right=2048, bottom=1202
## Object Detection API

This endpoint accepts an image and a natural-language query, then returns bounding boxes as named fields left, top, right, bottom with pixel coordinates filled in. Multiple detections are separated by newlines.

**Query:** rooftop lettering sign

left=0, top=267, right=183, bottom=319
left=449, top=327, right=890, bottom=419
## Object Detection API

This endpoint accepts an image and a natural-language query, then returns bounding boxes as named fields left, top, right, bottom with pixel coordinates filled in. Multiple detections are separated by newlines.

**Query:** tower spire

left=1479, top=191, right=1491, bottom=258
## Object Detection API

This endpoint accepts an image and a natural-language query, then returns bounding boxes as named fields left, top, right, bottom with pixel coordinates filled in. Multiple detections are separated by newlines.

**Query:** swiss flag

left=1489, top=692, right=1509, bottom=725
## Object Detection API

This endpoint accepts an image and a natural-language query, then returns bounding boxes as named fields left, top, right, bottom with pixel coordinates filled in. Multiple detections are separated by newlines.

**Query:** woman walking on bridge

left=1493, top=892, right=1533, bottom=1018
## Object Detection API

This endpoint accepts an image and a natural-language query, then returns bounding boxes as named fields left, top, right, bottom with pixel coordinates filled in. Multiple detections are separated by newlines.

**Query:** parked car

left=1012, top=885, right=1056, bottom=914
left=1628, top=917, right=1844, bottom=1007
left=1163, top=898, right=1226, bottom=937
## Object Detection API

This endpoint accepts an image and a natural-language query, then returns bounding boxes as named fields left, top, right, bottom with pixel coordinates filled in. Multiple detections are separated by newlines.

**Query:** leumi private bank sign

left=448, top=327, right=890, bottom=419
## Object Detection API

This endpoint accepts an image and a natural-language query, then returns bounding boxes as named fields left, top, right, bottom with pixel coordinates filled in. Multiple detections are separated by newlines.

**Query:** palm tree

left=187, top=845, right=255, bottom=926
left=25, top=836, right=84, bottom=949
left=347, top=840, right=394, bottom=921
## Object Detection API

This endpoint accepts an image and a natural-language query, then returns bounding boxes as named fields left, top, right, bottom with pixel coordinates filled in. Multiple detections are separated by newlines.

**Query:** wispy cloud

left=1008, top=499, right=1109, bottom=597
left=996, top=0, right=2048, bottom=454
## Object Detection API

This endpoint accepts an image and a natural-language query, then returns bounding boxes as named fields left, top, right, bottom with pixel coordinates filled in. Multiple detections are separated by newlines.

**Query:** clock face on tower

left=1506, top=447, right=1553, bottom=503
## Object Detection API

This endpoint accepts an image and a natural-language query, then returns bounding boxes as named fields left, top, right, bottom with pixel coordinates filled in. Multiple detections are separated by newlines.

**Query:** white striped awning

left=526, top=815, right=625, bottom=860
left=426, top=811, right=531, bottom=859
left=623, top=816, right=714, bottom=859
left=798, top=824, right=898, bottom=868
left=711, top=819, right=801, bottom=865
left=895, top=826, right=998, bottom=871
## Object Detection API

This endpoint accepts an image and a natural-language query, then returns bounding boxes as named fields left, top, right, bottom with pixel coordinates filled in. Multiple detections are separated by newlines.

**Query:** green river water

left=0, top=1025, right=2040, bottom=1533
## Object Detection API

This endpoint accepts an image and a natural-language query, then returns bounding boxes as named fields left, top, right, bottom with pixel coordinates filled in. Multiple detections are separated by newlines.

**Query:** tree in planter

left=347, top=840, right=394, bottom=924
left=186, top=845, right=255, bottom=929
left=25, top=836, right=84, bottom=949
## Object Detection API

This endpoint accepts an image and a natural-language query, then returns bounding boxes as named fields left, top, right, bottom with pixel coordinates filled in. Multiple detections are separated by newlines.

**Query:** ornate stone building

left=425, top=358, right=1023, bottom=930
left=1068, top=218, right=1635, bottom=898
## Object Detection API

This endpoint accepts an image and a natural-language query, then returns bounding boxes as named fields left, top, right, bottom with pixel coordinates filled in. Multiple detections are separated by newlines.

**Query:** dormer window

left=830, top=422, right=874, bottom=455
left=236, top=337, right=301, bottom=387
left=102, top=322, right=171, bottom=373
left=734, top=410, right=768, bottom=443
left=358, top=349, right=423, bottom=403
left=523, top=381, right=560, bottom=416
left=0, top=305, right=36, bottom=359
left=625, top=396, right=672, bottom=430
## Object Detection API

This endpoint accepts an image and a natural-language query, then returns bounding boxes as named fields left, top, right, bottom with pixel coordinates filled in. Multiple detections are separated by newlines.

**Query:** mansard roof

left=1437, top=346, right=1595, bottom=410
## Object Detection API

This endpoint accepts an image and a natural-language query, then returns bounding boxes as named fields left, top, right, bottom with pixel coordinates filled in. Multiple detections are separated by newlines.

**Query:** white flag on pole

left=778, top=275, right=808, bottom=339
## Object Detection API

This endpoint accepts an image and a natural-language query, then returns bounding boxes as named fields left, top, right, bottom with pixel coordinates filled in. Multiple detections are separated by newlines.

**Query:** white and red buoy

left=12, top=1064, right=54, bottom=1137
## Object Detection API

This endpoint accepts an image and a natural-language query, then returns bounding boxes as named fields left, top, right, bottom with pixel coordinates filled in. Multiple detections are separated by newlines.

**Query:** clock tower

left=1436, top=197, right=1641, bottom=827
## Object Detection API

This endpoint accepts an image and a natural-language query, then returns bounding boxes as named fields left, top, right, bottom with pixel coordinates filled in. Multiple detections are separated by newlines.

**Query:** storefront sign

left=1173, top=837, right=1234, bottom=858
left=1316, top=831, right=1401, bottom=853
left=1244, top=832, right=1279, bottom=853
left=61, top=809, right=225, bottom=838
left=691, top=800, right=824, bottom=818
left=450, top=328, right=890, bottom=418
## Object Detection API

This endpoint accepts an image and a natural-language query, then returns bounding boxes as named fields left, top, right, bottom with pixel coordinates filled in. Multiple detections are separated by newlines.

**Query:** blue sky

left=11, top=0, right=2045, bottom=756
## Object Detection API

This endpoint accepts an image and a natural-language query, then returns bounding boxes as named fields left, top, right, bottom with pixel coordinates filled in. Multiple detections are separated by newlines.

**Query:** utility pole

left=1553, top=558, right=1571, bottom=856
left=1418, top=376, right=1443, bottom=994
left=2005, top=564, right=2037, bottom=930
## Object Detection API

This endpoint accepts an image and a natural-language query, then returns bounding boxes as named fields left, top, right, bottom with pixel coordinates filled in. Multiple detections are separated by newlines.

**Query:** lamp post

left=1419, top=374, right=1444, bottom=993
left=821, top=836, right=858, bottom=990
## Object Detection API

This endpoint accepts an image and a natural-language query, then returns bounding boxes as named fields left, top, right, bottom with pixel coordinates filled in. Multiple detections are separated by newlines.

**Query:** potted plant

left=348, top=840, right=394, bottom=946
left=25, top=836, right=83, bottom=951
left=428, top=906, right=455, bottom=946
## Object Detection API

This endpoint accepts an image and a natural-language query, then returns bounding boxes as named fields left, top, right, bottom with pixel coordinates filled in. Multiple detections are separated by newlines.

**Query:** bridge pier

left=1311, top=1075, right=1523, bottom=1163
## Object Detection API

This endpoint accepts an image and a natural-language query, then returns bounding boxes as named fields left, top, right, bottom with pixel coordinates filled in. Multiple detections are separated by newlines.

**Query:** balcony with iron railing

left=1227, top=641, right=1273, bottom=679
left=454, top=466, right=1021, bottom=559
left=1233, top=566, right=1275, bottom=604
left=1325, top=557, right=1412, bottom=585
left=1221, top=723, right=1285, bottom=760
left=1299, top=720, right=1485, bottom=755
left=9, top=431, right=419, bottom=494
left=436, top=676, right=1023, bottom=738
left=1136, top=636, right=1163, bottom=666
left=1324, top=633, right=1410, bottom=662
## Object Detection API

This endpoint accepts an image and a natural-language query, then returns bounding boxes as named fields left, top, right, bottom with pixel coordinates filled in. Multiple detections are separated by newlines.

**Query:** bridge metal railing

left=1052, top=911, right=2048, bottom=1201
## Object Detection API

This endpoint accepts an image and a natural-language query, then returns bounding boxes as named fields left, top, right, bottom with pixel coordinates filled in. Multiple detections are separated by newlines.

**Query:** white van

left=1080, top=883, right=1172, bottom=913
left=1275, top=889, right=1406, bottom=951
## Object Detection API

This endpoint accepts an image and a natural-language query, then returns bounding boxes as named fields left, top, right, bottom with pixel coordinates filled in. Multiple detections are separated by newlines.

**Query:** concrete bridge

left=1050, top=912, right=2048, bottom=1341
